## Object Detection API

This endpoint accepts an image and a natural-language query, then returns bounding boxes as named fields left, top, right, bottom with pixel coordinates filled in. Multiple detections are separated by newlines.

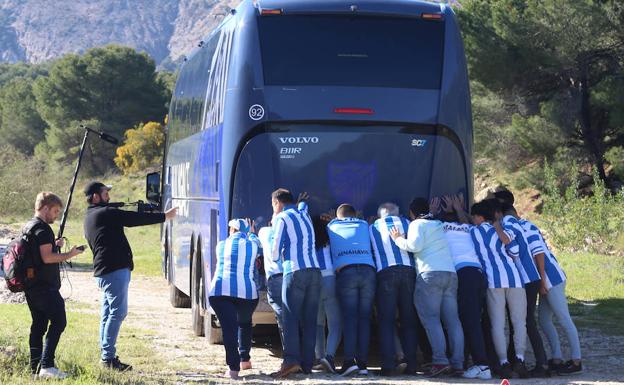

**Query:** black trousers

left=25, top=286, right=67, bottom=373
left=508, top=280, right=547, bottom=366
left=457, top=267, right=489, bottom=366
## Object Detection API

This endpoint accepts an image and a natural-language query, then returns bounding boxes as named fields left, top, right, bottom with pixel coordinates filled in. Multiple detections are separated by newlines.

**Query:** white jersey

left=442, top=222, right=482, bottom=271
left=259, top=226, right=282, bottom=277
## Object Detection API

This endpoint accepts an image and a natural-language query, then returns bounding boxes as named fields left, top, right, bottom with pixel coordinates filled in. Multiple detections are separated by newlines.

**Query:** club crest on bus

left=328, top=161, right=377, bottom=209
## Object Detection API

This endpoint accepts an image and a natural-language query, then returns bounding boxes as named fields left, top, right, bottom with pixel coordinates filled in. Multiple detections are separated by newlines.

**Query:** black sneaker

left=513, top=359, right=530, bottom=379
left=320, top=355, right=336, bottom=374
left=547, top=359, right=564, bottom=375
left=339, top=360, right=359, bottom=376
left=558, top=360, right=583, bottom=375
left=101, top=356, right=133, bottom=372
left=530, top=365, right=551, bottom=378
left=499, top=362, right=513, bottom=379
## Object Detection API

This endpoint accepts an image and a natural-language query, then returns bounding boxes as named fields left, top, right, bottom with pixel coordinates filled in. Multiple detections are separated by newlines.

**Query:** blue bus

left=146, top=0, right=473, bottom=343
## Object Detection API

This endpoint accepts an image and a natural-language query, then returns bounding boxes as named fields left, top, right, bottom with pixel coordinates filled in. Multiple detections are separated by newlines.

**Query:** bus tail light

left=422, top=13, right=444, bottom=20
left=334, top=108, right=375, bottom=115
left=260, top=8, right=282, bottom=15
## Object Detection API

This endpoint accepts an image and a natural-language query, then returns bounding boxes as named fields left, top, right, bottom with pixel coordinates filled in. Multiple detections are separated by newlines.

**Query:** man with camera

left=83, top=181, right=177, bottom=371
left=25, top=192, right=84, bottom=379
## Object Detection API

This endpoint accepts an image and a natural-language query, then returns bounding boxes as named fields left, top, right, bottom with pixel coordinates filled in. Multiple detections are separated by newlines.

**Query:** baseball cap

left=228, top=218, right=249, bottom=233
left=84, top=181, right=112, bottom=196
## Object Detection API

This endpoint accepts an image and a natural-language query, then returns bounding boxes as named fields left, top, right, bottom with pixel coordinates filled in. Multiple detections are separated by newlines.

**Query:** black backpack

left=2, top=220, right=43, bottom=292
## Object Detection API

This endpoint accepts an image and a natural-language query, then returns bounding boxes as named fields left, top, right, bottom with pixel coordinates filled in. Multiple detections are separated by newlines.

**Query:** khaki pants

left=486, top=288, right=527, bottom=363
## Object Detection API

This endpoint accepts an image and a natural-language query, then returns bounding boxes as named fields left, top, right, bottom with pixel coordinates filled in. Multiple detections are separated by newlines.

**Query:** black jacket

left=84, top=205, right=165, bottom=277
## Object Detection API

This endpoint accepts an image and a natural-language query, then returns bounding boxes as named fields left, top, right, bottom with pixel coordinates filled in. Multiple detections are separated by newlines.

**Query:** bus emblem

left=249, top=104, right=265, bottom=120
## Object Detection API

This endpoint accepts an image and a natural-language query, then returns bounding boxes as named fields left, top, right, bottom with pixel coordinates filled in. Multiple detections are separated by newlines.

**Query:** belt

left=268, top=273, right=283, bottom=280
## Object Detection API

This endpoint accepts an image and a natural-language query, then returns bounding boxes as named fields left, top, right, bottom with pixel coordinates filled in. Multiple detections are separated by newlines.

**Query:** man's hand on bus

left=429, top=196, right=441, bottom=216
left=165, top=207, right=178, bottom=220
left=297, top=192, right=309, bottom=204
left=389, top=227, right=404, bottom=240
left=247, top=218, right=255, bottom=233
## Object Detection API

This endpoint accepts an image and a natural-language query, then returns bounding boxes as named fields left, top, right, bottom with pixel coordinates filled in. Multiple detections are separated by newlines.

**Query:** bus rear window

left=258, top=15, right=445, bottom=89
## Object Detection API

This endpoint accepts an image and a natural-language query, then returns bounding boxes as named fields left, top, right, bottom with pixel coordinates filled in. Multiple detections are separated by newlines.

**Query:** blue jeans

left=376, top=265, right=418, bottom=371
left=282, top=268, right=322, bottom=371
left=266, top=274, right=284, bottom=348
left=315, top=274, right=342, bottom=359
left=336, top=264, right=376, bottom=368
left=209, top=296, right=259, bottom=371
left=538, top=282, right=581, bottom=360
left=414, top=271, right=464, bottom=369
left=95, top=268, right=131, bottom=361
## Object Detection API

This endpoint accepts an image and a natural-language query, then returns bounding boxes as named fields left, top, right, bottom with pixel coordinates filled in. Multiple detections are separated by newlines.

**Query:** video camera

left=105, top=200, right=160, bottom=213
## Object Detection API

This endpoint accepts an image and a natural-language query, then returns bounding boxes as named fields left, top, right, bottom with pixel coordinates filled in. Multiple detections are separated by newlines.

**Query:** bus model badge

left=249, top=104, right=265, bottom=120
left=412, top=139, right=428, bottom=147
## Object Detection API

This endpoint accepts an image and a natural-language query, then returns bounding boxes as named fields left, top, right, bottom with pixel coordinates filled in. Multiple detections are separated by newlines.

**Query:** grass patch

left=0, top=303, right=172, bottom=384
left=558, top=251, right=624, bottom=335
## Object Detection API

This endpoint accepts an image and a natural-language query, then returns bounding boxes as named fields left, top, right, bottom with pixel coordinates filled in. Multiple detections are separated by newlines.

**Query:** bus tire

left=169, top=283, right=190, bottom=308
left=191, top=247, right=205, bottom=336
left=205, top=314, right=223, bottom=344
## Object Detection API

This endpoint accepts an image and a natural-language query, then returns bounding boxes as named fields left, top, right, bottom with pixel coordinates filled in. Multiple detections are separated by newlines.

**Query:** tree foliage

left=459, top=0, right=624, bottom=184
left=0, top=77, right=47, bottom=154
left=114, top=121, right=165, bottom=175
left=33, top=45, right=169, bottom=174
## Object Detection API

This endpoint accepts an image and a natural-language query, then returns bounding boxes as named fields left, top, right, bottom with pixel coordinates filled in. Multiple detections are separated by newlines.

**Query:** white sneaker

left=358, top=369, right=369, bottom=375
left=462, top=365, right=492, bottom=380
left=38, top=367, right=68, bottom=379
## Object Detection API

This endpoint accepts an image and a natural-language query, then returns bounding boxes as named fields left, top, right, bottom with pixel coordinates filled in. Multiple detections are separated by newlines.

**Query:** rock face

left=0, top=0, right=240, bottom=67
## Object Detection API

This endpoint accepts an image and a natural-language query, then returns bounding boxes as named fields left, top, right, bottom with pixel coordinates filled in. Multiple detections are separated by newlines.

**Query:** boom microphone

left=99, top=132, right=119, bottom=145
left=79, top=125, right=119, bottom=145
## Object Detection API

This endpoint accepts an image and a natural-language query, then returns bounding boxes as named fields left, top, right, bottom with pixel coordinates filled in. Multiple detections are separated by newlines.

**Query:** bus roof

left=255, top=0, right=444, bottom=17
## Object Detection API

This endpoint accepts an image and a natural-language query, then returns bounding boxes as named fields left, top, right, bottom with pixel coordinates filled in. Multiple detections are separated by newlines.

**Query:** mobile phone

left=76, top=245, right=87, bottom=251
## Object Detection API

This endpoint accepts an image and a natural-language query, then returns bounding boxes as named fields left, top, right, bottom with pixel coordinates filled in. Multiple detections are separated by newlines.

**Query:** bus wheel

left=204, top=314, right=223, bottom=344
left=191, top=248, right=205, bottom=336
left=169, top=284, right=190, bottom=308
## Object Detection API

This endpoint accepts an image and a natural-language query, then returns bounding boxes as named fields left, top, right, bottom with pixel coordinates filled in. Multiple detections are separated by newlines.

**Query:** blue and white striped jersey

left=258, top=226, right=282, bottom=277
left=272, top=204, right=318, bottom=274
left=502, top=215, right=541, bottom=284
left=370, top=216, right=415, bottom=272
left=470, top=222, right=524, bottom=289
left=316, top=245, right=334, bottom=276
left=209, top=232, right=260, bottom=299
left=519, top=219, right=566, bottom=289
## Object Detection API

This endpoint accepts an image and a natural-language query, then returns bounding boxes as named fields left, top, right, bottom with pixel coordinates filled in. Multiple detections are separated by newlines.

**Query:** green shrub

left=541, top=161, right=624, bottom=255
left=605, top=146, right=624, bottom=181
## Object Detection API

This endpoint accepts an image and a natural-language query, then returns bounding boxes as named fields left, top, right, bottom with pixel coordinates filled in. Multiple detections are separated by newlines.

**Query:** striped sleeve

left=506, top=239, right=520, bottom=258
left=524, top=224, right=545, bottom=257
left=248, top=233, right=261, bottom=248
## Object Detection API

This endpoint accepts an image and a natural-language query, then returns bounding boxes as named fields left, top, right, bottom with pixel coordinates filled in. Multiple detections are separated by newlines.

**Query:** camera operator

left=83, top=181, right=177, bottom=371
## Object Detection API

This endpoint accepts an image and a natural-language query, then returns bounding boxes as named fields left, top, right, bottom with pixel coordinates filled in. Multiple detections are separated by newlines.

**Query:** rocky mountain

left=0, top=0, right=240, bottom=68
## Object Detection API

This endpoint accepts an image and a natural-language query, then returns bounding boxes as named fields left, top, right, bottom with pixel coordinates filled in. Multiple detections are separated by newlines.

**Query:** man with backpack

left=24, top=192, right=84, bottom=379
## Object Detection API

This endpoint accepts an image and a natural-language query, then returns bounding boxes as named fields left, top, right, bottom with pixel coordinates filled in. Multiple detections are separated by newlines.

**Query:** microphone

left=80, top=125, right=119, bottom=145
left=99, top=132, right=119, bottom=145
